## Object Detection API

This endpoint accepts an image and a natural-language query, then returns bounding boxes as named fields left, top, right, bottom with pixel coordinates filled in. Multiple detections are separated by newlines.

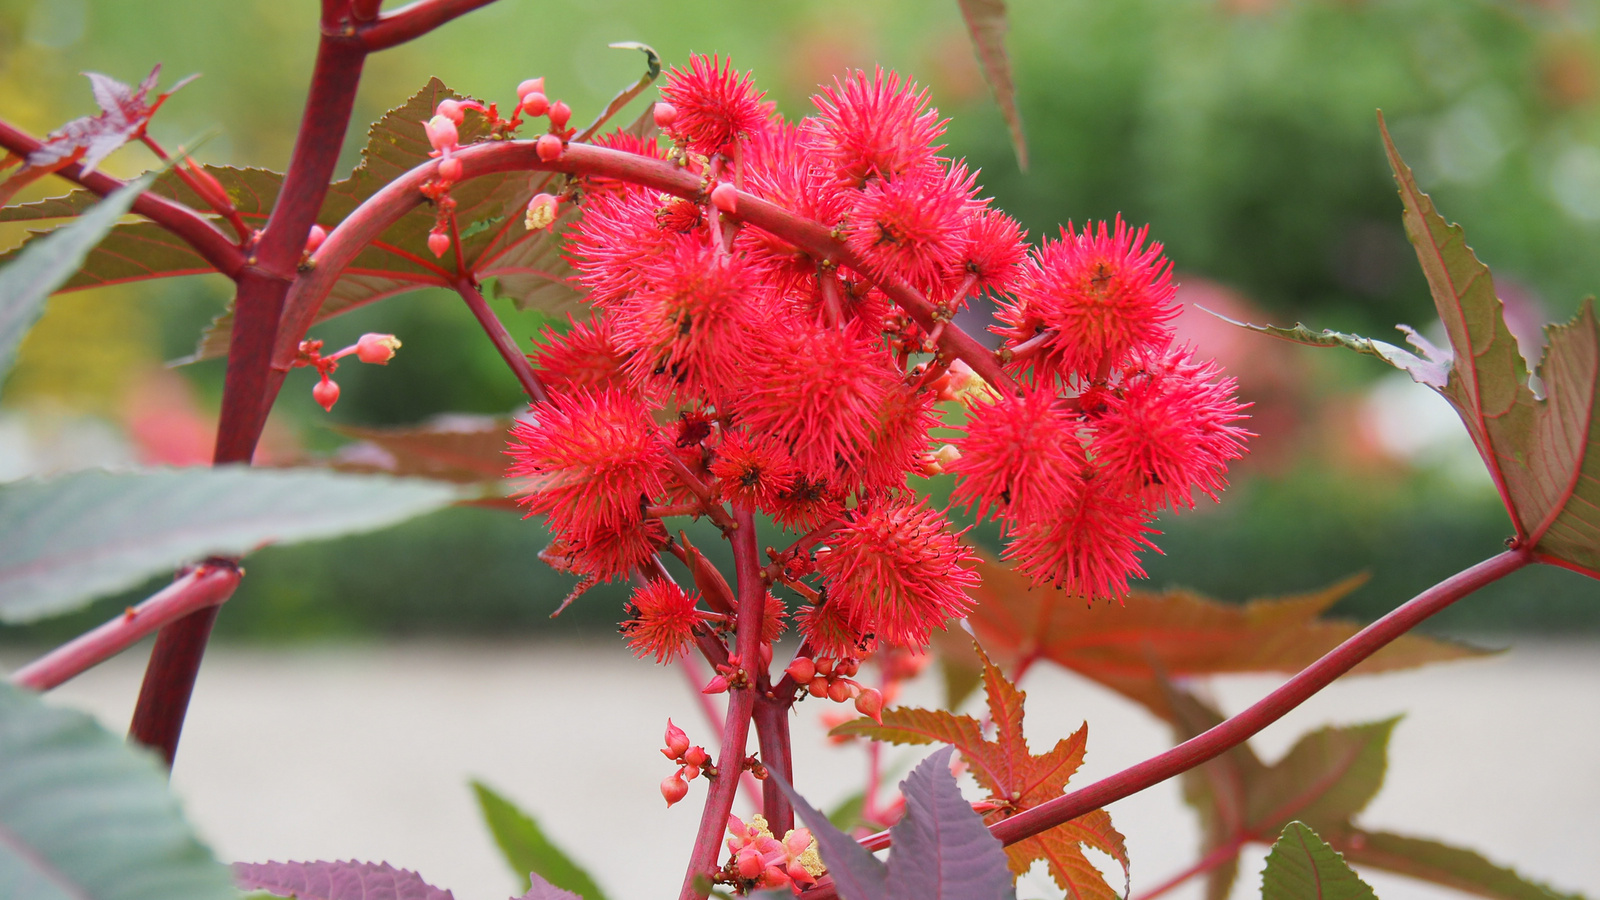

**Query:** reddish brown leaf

left=956, top=0, right=1028, bottom=171
left=943, top=554, right=1487, bottom=722
left=834, top=646, right=1128, bottom=897
left=29, top=66, right=196, bottom=175
left=327, top=416, right=513, bottom=484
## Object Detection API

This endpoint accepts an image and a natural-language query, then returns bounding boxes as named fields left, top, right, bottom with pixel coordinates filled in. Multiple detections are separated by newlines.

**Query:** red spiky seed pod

left=814, top=497, right=978, bottom=650
left=807, top=67, right=944, bottom=187
left=622, top=580, right=708, bottom=664
left=1002, top=472, right=1160, bottom=601
left=950, top=385, right=1086, bottom=527
left=709, top=430, right=798, bottom=511
left=659, top=53, right=769, bottom=155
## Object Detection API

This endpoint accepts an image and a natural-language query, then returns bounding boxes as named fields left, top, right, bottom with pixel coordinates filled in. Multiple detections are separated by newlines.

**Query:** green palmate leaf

left=0, top=467, right=461, bottom=623
left=0, top=171, right=159, bottom=396
left=956, top=0, right=1028, bottom=171
left=471, top=781, right=609, bottom=900
left=0, top=682, right=236, bottom=900
left=1335, top=831, right=1587, bottom=900
left=1261, top=822, right=1377, bottom=900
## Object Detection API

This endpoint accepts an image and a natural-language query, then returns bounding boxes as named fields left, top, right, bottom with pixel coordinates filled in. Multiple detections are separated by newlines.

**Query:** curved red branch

left=356, top=0, right=503, bottom=51
left=0, top=118, right=245, bottom=278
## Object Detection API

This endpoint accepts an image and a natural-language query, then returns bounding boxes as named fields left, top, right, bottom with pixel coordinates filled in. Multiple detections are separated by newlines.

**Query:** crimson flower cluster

left=506, top=54, right=1249, bottom=667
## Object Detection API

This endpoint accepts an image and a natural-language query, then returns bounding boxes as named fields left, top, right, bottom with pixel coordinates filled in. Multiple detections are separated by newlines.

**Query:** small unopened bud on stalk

left=785, top=657, right=815, bottom=684
left=312, top=376, right=340, bottom=412
left=356, top=333, right=401, bottom=365
left=536, top=134, right=563, bottom=162
left=660, top=773, right=688, bottom=807
left=548, top=100, right=572, bottom=129
left=435, top=98, right=465, bottom=124
left=424, top=115, right=459, bottom=154
left=516, top=77, right=545, bottom=102
left=524, top=192, right=559, bottom=231
left=653, top=102, right=677, bottom=128
left=711, top=182, right=738, bottom=214
left=662, top=719, right=690, bottom=759
left=303, top=224, right=327, bottom=254
left=521, top=92, right=548, bottom=117
left=854, top=687, right=884, bottom=724
left=427, top=230, right=450, bottom=258
left=702, top=674, right=730, bottom=694
left=736, top=847, right=764, bottom=881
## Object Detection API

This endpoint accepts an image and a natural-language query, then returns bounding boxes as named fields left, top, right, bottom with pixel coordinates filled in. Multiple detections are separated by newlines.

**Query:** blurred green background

left=2, top=0, right=1598, bottom=643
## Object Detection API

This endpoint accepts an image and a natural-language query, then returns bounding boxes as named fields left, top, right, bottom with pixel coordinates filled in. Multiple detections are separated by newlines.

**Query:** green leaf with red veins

left=834, top=646, right=1128, bottom=899
left=1260, top=823, right=1376, bottom=900
left=1336, top=831, right=1588, bottom=900
left=956, top=0, right=1027, bottom=172
left=1238, top=117, right=1600, bottom=577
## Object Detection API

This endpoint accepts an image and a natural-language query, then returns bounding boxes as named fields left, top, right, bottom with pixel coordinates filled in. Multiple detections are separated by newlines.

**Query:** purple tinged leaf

left=234, top=860, right=455, bottom=900
left=769, top=769, right=889, bottom=900
left=513, top=872, right=583, bottom=900
left=886, top=747, right=1013, bottom=900
left=956, top=0, right=1028, bottom=171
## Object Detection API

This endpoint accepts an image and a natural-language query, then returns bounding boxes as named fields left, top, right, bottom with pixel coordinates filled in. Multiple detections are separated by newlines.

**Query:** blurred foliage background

left=2, top=0, right=1598, bottom=643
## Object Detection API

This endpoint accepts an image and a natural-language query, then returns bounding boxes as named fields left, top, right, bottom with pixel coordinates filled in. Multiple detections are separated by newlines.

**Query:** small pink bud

left=827, top=679, right=852, bottom=703
left=303, top=224, right=327, bottom=254
left=855, top=687, right=884, bottom=724
left=835, top=657, right=860, bottom=677
left=548, top=100, right=572, bottom=129
left=736, top=847, right=764, bottom=881
left=653, top=101, right=677, bottom=128
left=435, top=98, right=465, bottom=124
left=536, top=133, right=564, bottom=162
left=356, top=333, right=401, bottom=365
left=682, top=746, right=709, bottom=768
left=807, top=676, right=829, bottom=699
left=425, top=114, right=459, bottom=153
left=661, top=773, right=688, bottom=807
left=516, top=77, right=545, bottom=101
left=427, top=231, right=450, bottom=258
left=663, top=719, right=690, bottom=759
left=759, top=642, right=772, bottom=668
left=934, top=443, right=961, bottom=469
left=711, top=182, right=738, bottom=214
left=814, top=658, right=834, bottom=677
left=438, top=156, right=463, bottom=182
left=788, top=860, right=814, bottom=886
left=521, top=91, right=549, bottom=117
left=702, top=674, right=730, bottom=694
left=524, top=192, right=559, bottom=231
left=762, top=866, right=789, bottom=888
left=785, top=657, right=816, bottom=684
left=312, top=377, right=340, bottom=412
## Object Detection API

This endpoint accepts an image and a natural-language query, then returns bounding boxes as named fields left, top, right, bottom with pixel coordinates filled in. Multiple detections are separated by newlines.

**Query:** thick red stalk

left=132, top=7, right=372, bottom=768
left=0, top=119, right=245, bottom=277
left=753, top=695, right=794, bottom=834
left=357, top=0, right=502, bottom=51
left=797, top=548, right=1530, bottom=898
left=1133, top=833, right=1249, bottom=900
left=679, top=505, right=765, bottom=900
left=452, top=277, right=548, bottom=403
left=9, top=563, right=241, bottom=692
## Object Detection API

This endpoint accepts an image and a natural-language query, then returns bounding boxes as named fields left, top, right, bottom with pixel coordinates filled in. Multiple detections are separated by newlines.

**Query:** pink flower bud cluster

left=723, top=814, right=822, bottom=891
left=659, top=719, right=712, bottom=808
left=290, top=333, right=402, bottom=412
left=785, top=656, right=883, bottom=723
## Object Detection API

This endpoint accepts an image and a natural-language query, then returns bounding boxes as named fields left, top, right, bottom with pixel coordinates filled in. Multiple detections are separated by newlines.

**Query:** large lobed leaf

left=835, top=646, right=1128, bottom=899
left=1239, top=117, right=1600, bottom=577
left=939, top=555, right=1486, bottom=722
left=0, top=681, right=236, bottom=900
left=1166, top=681, right=1588, bottom=900
left=0, top=467, right=462, bottom=623
left=0, top=171, right=162, bottom=399
left=774, top=748, right=1013, bottom=900
left=1260, top=822, right=1376, bottom=900
left=470, top=781, right=608, bottom=900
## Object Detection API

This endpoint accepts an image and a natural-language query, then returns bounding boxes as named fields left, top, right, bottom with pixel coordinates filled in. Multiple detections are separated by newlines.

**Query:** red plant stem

left=760, top=520, right=843, bottom=583
left=452, top=277, right=549, bottom=404
left=273, top=142, right=1013, bottom=405
left=138, top=134, right=251, bottom=241
left=357, top=0, right=503, bottom=51
left=753, top=695, right=795, bottom=834
left=799, top=547, right=1531, bottom=895
left=679, top=505, right=765, bottom=900
left=9, top=563, right=241, bottom=692
left=1134, top=833, right=1251, bottom=900
left=132, top=3, right=373, bottom=768
left=0, top=118, right=245, bottom=277
left=665, top=456, right=738, bottom=532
